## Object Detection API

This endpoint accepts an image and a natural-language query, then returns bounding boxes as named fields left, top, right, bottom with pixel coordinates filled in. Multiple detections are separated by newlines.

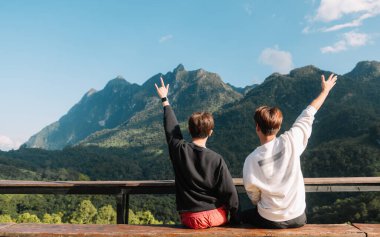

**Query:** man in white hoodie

left=242, top=73, right=338, bottom=228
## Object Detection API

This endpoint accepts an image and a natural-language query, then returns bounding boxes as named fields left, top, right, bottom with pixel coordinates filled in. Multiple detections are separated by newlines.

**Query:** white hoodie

left=243, top=105, right=317, bottom=222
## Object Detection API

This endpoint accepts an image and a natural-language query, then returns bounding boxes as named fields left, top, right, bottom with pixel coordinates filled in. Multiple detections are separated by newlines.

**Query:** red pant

left=180, top=206, right=228, bottom=229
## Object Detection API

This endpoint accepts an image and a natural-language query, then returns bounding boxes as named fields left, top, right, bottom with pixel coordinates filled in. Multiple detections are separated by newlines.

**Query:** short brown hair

left=254, top=106, right=283, bottom=136
left=188, top=112, right=214, bottom=138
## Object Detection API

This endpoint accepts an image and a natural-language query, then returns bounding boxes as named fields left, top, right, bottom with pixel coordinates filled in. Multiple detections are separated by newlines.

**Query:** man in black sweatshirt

left=155, top=77, right=239, bottom=229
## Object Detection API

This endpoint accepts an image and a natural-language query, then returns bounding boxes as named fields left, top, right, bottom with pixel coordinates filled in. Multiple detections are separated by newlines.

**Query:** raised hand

left=155, top=77, right=170, bottom=99
left=310, top=73, right=338, bottom=111
left=321, top=74, right=338, bottom=93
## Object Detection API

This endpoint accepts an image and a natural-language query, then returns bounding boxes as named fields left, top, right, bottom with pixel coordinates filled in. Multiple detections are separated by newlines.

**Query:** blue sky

left=1, top=0, right=380, bottom=150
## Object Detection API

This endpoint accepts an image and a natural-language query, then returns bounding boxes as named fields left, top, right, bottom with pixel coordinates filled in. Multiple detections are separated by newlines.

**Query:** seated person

left=155, top=77, right=239, bottom=229
left=242, top=74, right=338, bottom=228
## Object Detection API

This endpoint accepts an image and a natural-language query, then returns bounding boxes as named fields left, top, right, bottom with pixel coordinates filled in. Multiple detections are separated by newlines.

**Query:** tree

left=70, top=200, right=97, bottom=224
left=128, top=209, right=162, bottom=224
left=95, top=205, right=116, bottom=224
left=16, top=213, right=41, bottom=223
left=0, top=214, right=13, bottom=223
left=42, top=213, right=63, bottom=224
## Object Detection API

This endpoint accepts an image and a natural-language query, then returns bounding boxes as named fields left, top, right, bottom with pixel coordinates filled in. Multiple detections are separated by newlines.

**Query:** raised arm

left=155, top=77, right=183, bottom=148
left=284, top=73, right=338, bottom=156
left=310, top=74, right=337, bottom=111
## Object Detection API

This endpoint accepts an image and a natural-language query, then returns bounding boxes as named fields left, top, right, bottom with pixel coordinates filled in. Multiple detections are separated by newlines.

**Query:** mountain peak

left=346, top=61, right=380, bottom=80
left=85, top=88, right=97, bottom=97
left=174, top=64, right=185, bottom=73
left=289, top=65, right=320, bottom=77
left=105, top=76, right=130, bottom=88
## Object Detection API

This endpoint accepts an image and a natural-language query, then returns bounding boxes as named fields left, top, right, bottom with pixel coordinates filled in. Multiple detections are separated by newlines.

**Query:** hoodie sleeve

left=163, top=105, right=184, bottom=156
left=283, top=105, right=317, bottom=156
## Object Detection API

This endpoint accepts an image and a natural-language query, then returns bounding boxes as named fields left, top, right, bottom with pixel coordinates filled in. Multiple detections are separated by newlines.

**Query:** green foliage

left=129, top=210, right=163, bottom=225
left=0, top=193, right=173, bottom=225
left=16, top=213, right=41, bottom=223
left=70, top=200, right=97, bottom=224
left=42, top=213, right=63, bottom=224
left=307, top=193, right=380, bottom=224
left=302, top=136, right=380, bottom=177
left=95, top=205, right=116, bottom=224
left=0, top=214, right=14, bottom=223
left=130, top=195, right=178, bottom=223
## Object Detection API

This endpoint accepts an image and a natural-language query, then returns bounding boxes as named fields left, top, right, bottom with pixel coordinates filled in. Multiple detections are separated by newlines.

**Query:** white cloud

left=159, top=34, right=173, bottom=43
left=313, top=0, right=380, bottom=32
left=321, top=31, right=370, bottom=53
left=344, top=31, right=369, bottom=46
left=323, top=13, right=374, bottom=32
left=321, top=40, right=347, bottom=53
left=315, top=0, right=374, bottom=22
left=259, top=46, right=294, bottom=74
left=0, top=135, right=22, bottom=151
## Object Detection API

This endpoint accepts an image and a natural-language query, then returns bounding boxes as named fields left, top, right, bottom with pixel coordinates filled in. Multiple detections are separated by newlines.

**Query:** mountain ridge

left=25, top=65, right=243, bottom=149
left=25, top=61, right=380, bottom=152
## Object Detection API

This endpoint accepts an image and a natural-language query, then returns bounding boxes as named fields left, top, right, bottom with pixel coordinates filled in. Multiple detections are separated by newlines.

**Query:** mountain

left=209, top=62, right=380, bottom=175
left=78, top=64, right=243, bottom=148
left=24, top=77, right=142, bottom=150
left=23, top=60, right=380, bottom=177
left=24, top=65, right=243, bottom=150
left=227, top=83, right=258, bottom=95
left=344, top=60, right=380, bottom=81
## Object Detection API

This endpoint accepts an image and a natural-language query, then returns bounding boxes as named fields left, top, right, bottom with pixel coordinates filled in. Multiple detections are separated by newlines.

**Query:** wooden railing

left=0, top=177, right=379, bottom=224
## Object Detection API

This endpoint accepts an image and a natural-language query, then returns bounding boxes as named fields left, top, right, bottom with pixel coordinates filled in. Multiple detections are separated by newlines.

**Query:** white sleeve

left=283, top=105, right=317, bottom=156
left=243, top=158, right=261, bottom=205
left=246, top=184, right=261, bottom=205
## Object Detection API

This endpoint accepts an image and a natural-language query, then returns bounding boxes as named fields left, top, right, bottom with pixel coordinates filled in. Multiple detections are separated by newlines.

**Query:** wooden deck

left=353, top=224, right=380, bottom=237
left=0, top=223, right=378, bottom=237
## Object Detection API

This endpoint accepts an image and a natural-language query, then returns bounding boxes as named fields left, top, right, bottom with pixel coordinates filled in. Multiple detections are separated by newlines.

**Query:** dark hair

left=188, top=112, right=214, bottom=138
left=254, top=106, right=283, bottom=136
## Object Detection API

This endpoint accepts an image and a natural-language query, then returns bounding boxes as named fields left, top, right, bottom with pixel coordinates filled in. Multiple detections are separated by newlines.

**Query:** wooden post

left=116, top=190, right=129, bottom=224
left=125, top=193, right=130, bottom=224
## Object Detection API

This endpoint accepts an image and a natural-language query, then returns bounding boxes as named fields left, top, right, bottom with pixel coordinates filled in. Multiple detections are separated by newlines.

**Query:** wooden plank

left=0, top=223, right=366, bottom=237
left=0, top=177, right=379, bottom=195
left=304, top=177, right=380, bottom=185
left=0, top=223, right=15, bottom=230
left=306, top=185, right=380, bottom=192
left=353, top=223, right=380, bottom=237
left=0, top=180, right=176, bottom=187
left=1, top=177, right=379, bottom=188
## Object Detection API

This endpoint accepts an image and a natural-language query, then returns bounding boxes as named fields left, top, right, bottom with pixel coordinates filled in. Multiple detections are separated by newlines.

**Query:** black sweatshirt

left=163, top=105, right=239, bottom=218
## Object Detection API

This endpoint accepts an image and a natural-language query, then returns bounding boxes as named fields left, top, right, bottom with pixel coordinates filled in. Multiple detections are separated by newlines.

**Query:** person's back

left=155, top=77, right=239, bottom=229
left=242, top=74, right=338, bottom=228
